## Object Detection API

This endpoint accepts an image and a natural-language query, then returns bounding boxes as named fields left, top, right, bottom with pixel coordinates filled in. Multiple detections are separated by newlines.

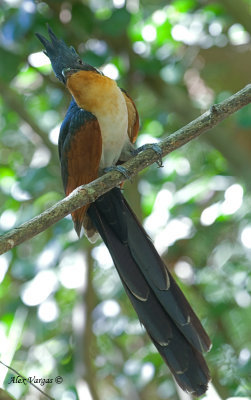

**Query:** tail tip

left=74, top=220, right=82, bottom=238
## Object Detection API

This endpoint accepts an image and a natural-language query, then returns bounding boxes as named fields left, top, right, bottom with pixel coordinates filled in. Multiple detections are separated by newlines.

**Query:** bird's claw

left=133, top=143, right=163, bottom=167
left=104, top=166, right=131, bottom=180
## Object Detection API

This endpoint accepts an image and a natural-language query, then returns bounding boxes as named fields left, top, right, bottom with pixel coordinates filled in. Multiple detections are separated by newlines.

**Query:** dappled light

left=101, top=63, right=119, bottom=80
left=21, top=270, right=58, bottom=306
left=174, top=260, right=194, bottom=284
left=28, top=52, right=51, bottom=68
left=58, top=252, right=87, bottom=289
left=38, top=298, right=59, bottom=323
left=241, top=226, right=251, bottom=249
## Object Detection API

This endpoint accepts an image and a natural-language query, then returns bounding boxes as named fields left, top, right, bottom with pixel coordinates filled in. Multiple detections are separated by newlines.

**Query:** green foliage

left=0, top=1, right=251, bottom=400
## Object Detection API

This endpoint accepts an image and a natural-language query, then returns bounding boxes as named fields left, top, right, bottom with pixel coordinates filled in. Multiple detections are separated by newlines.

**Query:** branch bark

left=0, top=84, right=250, bottom=255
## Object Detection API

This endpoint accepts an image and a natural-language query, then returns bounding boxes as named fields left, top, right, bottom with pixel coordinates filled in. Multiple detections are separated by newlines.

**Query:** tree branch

left=0, top=84, right=250, bottom=255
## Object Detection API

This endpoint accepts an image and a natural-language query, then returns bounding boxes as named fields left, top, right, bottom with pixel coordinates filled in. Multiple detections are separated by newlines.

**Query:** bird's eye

left=78, top=59, right=83, bottom=65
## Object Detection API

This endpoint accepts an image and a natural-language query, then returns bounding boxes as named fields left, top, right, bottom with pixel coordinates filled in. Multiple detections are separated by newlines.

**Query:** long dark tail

left=87, top=188, right=211, bottom=396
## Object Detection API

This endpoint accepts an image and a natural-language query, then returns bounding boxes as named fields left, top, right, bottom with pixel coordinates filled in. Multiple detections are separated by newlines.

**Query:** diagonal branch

left=0, top=84, right=250, bottom=255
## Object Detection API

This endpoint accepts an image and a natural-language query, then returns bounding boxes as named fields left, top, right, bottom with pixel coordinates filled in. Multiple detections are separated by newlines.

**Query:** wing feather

left=121, top=89, right=139, bottom=144
left=60, top=114, right=102, bottom=234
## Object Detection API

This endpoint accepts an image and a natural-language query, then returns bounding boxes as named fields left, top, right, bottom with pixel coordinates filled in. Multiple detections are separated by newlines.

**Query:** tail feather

left=153, top=335, right=210, bottom=396
left=123, top=281, right=210, bottom=395
left=88, top=204, right=149, bottom=301
left=124, top=196, right=211, bottom=353
left=87, top=187, right=211, bottom=395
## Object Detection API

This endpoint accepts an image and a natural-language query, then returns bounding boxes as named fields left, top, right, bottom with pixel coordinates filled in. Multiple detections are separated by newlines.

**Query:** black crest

left=36, top=25, right=84, bottom=83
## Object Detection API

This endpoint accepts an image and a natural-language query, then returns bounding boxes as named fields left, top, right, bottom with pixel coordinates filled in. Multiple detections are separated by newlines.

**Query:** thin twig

left=0, top=84, right=250, bottom=255
left=0, top=361, right=54, bottom=400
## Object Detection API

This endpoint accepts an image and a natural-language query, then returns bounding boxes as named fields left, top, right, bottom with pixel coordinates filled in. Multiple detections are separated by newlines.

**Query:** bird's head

left=36, top=25, right=99, bottom=84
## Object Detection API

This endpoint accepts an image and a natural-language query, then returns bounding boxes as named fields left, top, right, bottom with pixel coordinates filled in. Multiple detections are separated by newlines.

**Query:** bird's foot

left=104, top=165, right=131, bottom=180
left=132, top=143, right=163, bottom=167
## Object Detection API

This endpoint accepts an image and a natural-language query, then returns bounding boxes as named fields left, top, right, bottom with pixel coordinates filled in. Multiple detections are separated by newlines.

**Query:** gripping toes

left=104, top=165, right=131, bottom=180
left=133, top=143, right=163, bottom=167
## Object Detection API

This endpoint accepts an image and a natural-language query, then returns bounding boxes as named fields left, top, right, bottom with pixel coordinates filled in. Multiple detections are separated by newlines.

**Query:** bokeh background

left=0, top=1, right=251, bottom=399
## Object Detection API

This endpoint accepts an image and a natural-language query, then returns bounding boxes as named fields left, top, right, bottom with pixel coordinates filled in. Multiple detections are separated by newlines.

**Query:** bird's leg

left=103, top=165, right=131, bottom=180
left=132, top=143, right=163, bottom=167
left=104, top=143, right=163, bottom=180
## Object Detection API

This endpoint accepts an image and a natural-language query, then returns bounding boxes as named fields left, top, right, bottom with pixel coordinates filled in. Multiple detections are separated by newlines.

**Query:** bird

left=36, top=26, right=211, bottom=396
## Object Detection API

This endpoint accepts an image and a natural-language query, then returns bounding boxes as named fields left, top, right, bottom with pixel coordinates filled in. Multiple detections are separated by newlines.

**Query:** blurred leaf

left=173, top=0, right=197, bottom=13
left=0, top=49, right=21, bottom=81
left=236, top=104, right=251, bottom=127
left=101, top=8, right=131, bottom=37
left=71, top=4, right=95, bottom=33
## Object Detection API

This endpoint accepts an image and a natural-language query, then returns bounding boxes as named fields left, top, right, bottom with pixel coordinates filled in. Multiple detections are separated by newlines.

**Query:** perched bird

left=36, top=26, right=211, bottom=396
